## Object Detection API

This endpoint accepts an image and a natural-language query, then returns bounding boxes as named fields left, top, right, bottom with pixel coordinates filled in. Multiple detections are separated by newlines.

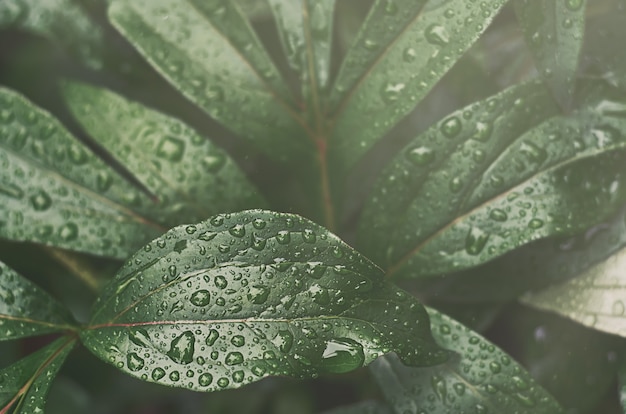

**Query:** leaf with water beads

left=328, top=0, right=508, bottom=170
left=62, top=81, right=266, bottom=226
left=514, top=0, right=587, bottom=108
left=0, top=261, right=77, bottom=341
left=81, top=210, right=447, bottom=392
left=108, top=0, right=311, bottom=163
left=369, top=307, right=564, bottom=414
left=0, top=88, right=163, bottom=259
left=0, top=337, right=76, bottom=414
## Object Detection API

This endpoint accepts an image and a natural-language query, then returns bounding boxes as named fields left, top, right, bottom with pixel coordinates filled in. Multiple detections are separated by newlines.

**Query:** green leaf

left=514, top=0, right=587, bottom=108
left=328, top=0, right=508, bottom=169
left=81, top=210, right=447, bottom=392
left=323, top=401, right=392, bottom=414
left=108, top=0, right=311, bottom=163
left=62, top=81, right=267, bottom=226
left=0, top=261, right=77, bottom=341
left=370, top=307, right=564, bottom=414
left=0, top=87, right=164, bottom=259
left=360, top=81, right=626, bottom=278
left=522, top=242, right=626, bottom=337
left=0, top=0, right=104, bottom=68
left=0, top=337, right=76, bottom=414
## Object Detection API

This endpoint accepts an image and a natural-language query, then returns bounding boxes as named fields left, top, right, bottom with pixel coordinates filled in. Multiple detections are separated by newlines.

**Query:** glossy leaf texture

left=323, top=401, right=392, bottom=414
left=62, top=81, right=266, bottom=226
left=0, top=337, right=75, bottom=414
left=0, top=0, right=104, bottom=68
left=108, top=0, right=311, bottom=163
left=522, top=243, right=626, bottom=338
left=360, top=81, right=626, bottom=278
left=369, top=308, right=564, bottom=414
left=0, top=261, right=76, bottom=341
left=0, top=87, right=164, bottom=258
left=328, top=0, right=508, bottom=170
left=514, top=0, right=587, bottom=108
left=81, top=210, right=447, bottom=392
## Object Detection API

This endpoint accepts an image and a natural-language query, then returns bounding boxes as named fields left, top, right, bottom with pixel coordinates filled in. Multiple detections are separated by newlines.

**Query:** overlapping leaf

left=62, top=81, right=266, bottom=226
left=108, top=0, right=311, bottom=163
left=0, top=0, right=104, bottom=68
left=0, top=337, right=75, bottom=414
left=0, top=87, right=163, bottom=258
left=514, top=0, right=587, bottom=107
left=360, top=81, right=626, bottom=278
left=81, top=210, right=447, bottom=392
left=369, top=307, right=564, bottom=414
left=0, top=261, right=76, bottom=341
left=328, top=0, right=508, bottom=169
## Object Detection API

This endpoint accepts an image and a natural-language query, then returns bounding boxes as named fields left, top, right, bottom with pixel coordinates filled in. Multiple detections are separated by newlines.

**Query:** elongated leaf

left=328, top=0, right=508, bottom=169
left=514, top=0, right=586, bottom=108
left=0, top=0, right=103, bottom=68
left=0, top=87, right=164, bottom=258
left=361, top=82, right=626, bottom=278
left=81, top=210, right=447, bottom=392
left=0, top=261, right=76, bottom=341
left=370, top=307, right=564, bottom=414
left=0, top=337, right=76, bottom=414
left=323, top=401, right=392, bottom=414
left=62, top=81, right=266, bottom=226
left=522, top=243, right=626, bottom=337
left=108, top=0, right=311, bottom=163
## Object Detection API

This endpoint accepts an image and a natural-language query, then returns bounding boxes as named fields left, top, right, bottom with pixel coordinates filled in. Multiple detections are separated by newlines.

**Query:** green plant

left=1, top=0, right=626, bottom=412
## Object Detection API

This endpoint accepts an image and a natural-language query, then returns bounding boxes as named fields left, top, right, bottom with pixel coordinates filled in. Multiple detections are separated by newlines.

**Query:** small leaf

left=322, top=401, right=392, bottom=414
left=0, top=261, right=77, bottom=341
left=514, top=0, right=587, bottom=108
left=0, top=337, right=76, bottom=414
left=62, top=81, right=267, bottom=226
left=522, top=243, right=626, bottom=338
left=0, top=0, right=104, bottom=68
left=81, top=210, right=447, bottom=392
left=328, top=0, right=508, bottom=169
left=108, top=0, right=311, bottom=163
left=0, top=87, right=163, bottom=258
left=370, top=307, right=564, bottom=414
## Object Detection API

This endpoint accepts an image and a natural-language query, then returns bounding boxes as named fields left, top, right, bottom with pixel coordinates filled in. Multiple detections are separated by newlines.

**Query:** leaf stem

left=43, top=246, right=102, bottom=293
left=317, top=138, right=336, bottom=231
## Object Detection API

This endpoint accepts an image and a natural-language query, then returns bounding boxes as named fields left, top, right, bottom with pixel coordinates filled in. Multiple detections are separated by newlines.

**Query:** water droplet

left=198, top=373, right=213, bottom=387
left=425, top=24, right=449, bottom=46
left=251, top=233, right=266, bottom=251
left=217, top=377, right=230, bottom=387
left=302, top=228, right=316, bottom=243
left=449, top=176, right=463, bottom=193
left=252, top=218, right=266, bottom=229
left=489, top=209, right=508, bottom=222
left=309, top=284, right=330, bottom=305
left=28, top=190, right=52, bottom=211
left=520, top=141, right=547, bottom=164
left=167, top=331, right=195, bottom=365
left=528, top=218, right=544, bottom=229
left=225, top=351, right=244, bottom=365
left=231, top=335, right=245, bottom=347
left=67, top=144, right=88, bottom=165
left=247, top=285, right=270, bottom=304
left=185, top=225, right=197, bottom=234
left=276, top=230, right=291, bottom=244
left=441, top=116, right=462, bottom=138
left=151, top=367, right=165, bottom=381
left=512, top=376, right=529, bottom=390
left=381, top=82, right=405, bottom=103
left=201, top=153, right=226, bottom=173
left=232, top=370, right=244, bottom=383
left=214, top=275, right=228, bottom=289
left=210, top=215, right=224, bottom=227
left=465, top=227, right=490, bottom=255
left=129, top=329, right=151, bottom=347
left=431, top=375, right=447, bottom=401
left=453, top=383, right=466, bottom=396
left=471, top=121, right=492, bottom=141
left=305, top=262, right=325, bottom=279
left=156, top=136, right=185, bottom=162
left=127, top=353, right=145, bottom=371
left=272, top=330, right=294, bottom=353
left=403, top=47, right=417, bottom=62
left=489, top=361, right=501, bottom=373
left=0, top=183, right=24, bottom=199
left=319, top=338, right=365, bottom=374
left=363, top=38, right=378, bottom=50
left=169, top=371, right=180, bottom=382
left=229, top=224, right=245, bottom=238
left=565, top=0, right=583, bottom=10
left=198, top=231, right=217, bottom=241
left=406, top=146, right=435, bottom=166
left=58, top=222, right=78, bottom=241
left=190, top=289, right=211, bottom=306
left=384, top=0, right=398, bottom=14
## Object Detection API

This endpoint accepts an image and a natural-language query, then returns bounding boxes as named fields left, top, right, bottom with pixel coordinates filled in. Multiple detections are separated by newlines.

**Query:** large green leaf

left=0, top=87, right=164, bottom=259
left=0, top=337, right=76, bottom=414
left=108, top=0, right=311, bottom=163
left=514, top=0, right=587, bottom=108
left=0, top=261, right=76, bottom=341
left=328, top=0, right=508, bottom=169
left=522, top=243, right=626, bottom=338
left=0, top=0, right=103, bottom=68
left=81, top=210, right=447, bottom=392
left=360, top=82, right=626, bottom=278
left=370, top=307, right=564, bottom=414
left=62, top=81, right=266, bottom=226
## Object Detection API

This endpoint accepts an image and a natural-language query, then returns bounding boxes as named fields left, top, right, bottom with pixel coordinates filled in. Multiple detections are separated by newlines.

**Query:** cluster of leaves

left=1, top=0, right=626, bottom=413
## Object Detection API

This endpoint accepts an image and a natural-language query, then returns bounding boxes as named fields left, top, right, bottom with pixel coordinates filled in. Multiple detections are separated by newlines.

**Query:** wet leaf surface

left=82, top=210, right=447, bottom=392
